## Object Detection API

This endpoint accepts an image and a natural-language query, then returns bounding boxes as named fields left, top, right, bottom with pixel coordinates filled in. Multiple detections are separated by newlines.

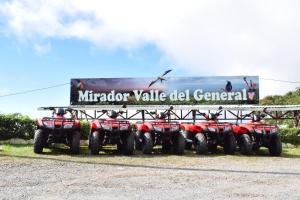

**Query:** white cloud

left=0, top=88, right=10, bottom=96
left=1, top=0, right=300, bottom=97
left=34, top=42, right=51, bottom=55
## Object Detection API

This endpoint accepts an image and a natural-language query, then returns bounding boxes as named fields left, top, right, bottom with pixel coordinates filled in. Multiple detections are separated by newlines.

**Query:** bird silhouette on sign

left=148, top=69, right=172, bottom=88
left=76, top=80, right=85, bottom=90
left=221, top=80, right=232, bottom=92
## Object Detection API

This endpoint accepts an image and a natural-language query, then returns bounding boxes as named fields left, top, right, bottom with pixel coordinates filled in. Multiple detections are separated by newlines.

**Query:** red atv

left=181, top=108, right=236, bottom=154
left=89, top=106, right=134, bottom=155
left=34, top=108, right=81, bottom=154
left=134, top=107, right=185, bottom=155
left=232, top=111, right=282, bottom=156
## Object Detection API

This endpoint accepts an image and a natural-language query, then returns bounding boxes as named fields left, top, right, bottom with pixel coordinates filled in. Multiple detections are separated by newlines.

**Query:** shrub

left=0, top=113, right=35, bottom=140
left=80, top=120, right=90, bottom=140
left=279, top=128, right=300, bottom=146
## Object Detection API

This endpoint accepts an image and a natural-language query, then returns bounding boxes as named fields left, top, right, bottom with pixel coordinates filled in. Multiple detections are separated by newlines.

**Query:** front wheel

left=33, top=129, right=46, bottom=154
left=142, top=132, right=153, bottom=155
left=181, top=130, right=193, bottom=150
left=90, top=131, right=100, bottom=155
left=174, top=132, right=185, bottom=155
left=223, top=132, right=236, bottom=154
left=123, top=132, right=134, bottom=155
left=195, top=133, right=207, bottom=155
left=269, top=134, right=282, bottom=156
left=239, top=134, right=253, bottom=155
left=135, top=131, right=143, bottom=150
left=70, top=131, right=81, bottom=155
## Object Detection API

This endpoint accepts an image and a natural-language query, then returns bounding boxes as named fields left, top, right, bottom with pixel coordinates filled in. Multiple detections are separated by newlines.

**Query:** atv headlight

left=120, top=126, right=128, bottom=131
left=63, top=124, right=73, bottom=129
left=171, top=127, right=179, bottom=132
left=270, top=128, right=278, bottom=133
left=154, top=127, right=162, bottom=132
left=101, top=124, right=111, bottom=130
left=45, top=124, right=54, bottom=129
left=223, top=127, right=231, bottom=132
left=207, top=127, right=216, bottom=132
left=254, top=129, right=262, bottom=134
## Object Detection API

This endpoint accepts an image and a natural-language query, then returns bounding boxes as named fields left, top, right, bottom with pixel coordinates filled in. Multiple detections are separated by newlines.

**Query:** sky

left=0, top=0, right=300, bottom=117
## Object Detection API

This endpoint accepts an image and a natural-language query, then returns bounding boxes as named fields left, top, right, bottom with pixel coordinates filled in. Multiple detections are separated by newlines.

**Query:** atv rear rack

left=38, top=104, right=300, bottom=123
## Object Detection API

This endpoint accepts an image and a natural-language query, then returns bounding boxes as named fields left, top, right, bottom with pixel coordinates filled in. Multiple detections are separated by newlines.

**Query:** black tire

left=162, top=140, right=171, bottom=154
left=224, top=132, right=236, bottom=154
left=195, top=133, right=207, bottom=155
left=181, top=130, right=193, bottom=150
left=253, top=145, right=260, bottom=152
left=239, top=134, right=253, bottom=155
left=135, top=131, right=143, bottom=150
left=123, top=132, right=134, bottom=155
left=33, top=129, right=45, bottom=154
left=174, top=132, right=185, bottom=155
left=185, top=142, right=193, bottom=150
left=269, top=134, right=282, bottom=156
left=70, top=131, right=81, bottom=155
left=90, top=131, right=100, bottom=155
left=208, top=144, right=218, bottom=153
left=142, top=132, right=153, bottom=154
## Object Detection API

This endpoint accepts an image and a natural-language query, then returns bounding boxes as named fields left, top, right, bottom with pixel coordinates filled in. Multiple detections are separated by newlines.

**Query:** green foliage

left=80, top=120, right=90, bottom=140
left=260, top=87, right=300, bottom=105
left=280, top=128, right=300, bottom=146
left=0, top=113, right=35, bottom=140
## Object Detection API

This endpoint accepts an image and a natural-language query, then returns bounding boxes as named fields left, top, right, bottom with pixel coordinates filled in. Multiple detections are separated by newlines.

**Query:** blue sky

left=1, top=0, right=300, bottom=117
left=0, top=36, right=185, bottom=116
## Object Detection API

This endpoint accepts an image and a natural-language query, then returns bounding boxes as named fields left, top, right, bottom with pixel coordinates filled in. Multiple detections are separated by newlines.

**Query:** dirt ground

left=0, top=146, right=300, bottom=200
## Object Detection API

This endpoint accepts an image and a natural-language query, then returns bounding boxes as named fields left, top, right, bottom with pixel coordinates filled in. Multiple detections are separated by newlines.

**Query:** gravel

left=0, top=155, right=300, bottom=200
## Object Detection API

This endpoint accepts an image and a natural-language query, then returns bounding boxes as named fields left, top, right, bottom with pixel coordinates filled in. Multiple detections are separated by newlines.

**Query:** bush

left=280, top=128, right=300, bottom=146
left=0, top=113, right=35, bottom=140
left=81, top=120, right=90, bottom=140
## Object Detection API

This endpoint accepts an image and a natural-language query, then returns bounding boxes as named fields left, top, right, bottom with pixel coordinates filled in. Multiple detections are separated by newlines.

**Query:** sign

left=70, top=76, right=259, bottom=105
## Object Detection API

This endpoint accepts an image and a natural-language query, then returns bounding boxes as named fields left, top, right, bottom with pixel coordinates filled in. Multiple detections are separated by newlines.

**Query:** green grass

left=0, top=144, right=300, bottom=168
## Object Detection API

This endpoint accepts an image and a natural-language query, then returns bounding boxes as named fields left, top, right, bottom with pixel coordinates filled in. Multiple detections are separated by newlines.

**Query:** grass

left=1, top=144, right=300, bottom=168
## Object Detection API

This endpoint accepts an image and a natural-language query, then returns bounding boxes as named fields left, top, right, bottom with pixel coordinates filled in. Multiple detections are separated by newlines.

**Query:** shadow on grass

left=1, top=145, right=300, bottom=176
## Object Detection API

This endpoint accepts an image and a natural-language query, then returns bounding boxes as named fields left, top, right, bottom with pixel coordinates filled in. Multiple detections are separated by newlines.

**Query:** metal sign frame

left=38, top=105, right=300, bottom=125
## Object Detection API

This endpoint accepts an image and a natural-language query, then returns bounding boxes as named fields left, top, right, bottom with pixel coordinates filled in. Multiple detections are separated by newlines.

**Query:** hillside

left=260, top=88, right=300, bottom=105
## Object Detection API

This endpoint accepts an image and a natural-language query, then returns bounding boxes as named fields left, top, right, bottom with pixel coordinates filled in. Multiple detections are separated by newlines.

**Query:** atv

left=134, top=106, right=185, bottom=155
left=34, top=107, right=81, bottom=154
left=232, top=110, right=282, bottom=156
left=89, top=105, right=134, bottom=155
left=181, top=107, right=236, bottom=154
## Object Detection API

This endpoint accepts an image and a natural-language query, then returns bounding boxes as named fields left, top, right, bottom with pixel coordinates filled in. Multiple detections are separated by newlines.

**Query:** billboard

left=70, top=76, right=259, bottom=105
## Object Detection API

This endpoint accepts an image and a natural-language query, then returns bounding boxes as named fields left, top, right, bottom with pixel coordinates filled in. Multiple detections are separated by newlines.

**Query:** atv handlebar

left=149, top=106, right=174, bottom=120
left=239, top=111, right=267, bottom=121
left=199, top=108, right=222, bottom=120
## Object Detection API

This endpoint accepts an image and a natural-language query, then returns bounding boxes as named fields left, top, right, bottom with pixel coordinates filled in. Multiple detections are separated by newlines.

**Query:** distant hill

left=260, top=88, right=300, bottom=105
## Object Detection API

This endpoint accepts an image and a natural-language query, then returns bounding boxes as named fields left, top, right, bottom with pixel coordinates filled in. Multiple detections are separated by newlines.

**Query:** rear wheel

left=269, top=134, right=282, bottom=156
left=123, top=132, right=134, bottom=155
left=182, top=130, right=192, bottom=150
left=135, top=131, right=142, bottom=150
left=224, top=132, right=236, bottom=154
left=239, top=134, right=253, bottom=155
left=33, top=129, right=46, bottom=154
left=195, top=133, right=207, bottom=154
left=162, top=140, right=171, bottom=154
left=142, top=132, right=153, bottom=154
left=70, top=131, right=81, bottom=155
left=208, top=144, right=218, bottom=153
left=90, top=131, right=100, bottom=155
left=174, top=132, right=185, bottom=155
